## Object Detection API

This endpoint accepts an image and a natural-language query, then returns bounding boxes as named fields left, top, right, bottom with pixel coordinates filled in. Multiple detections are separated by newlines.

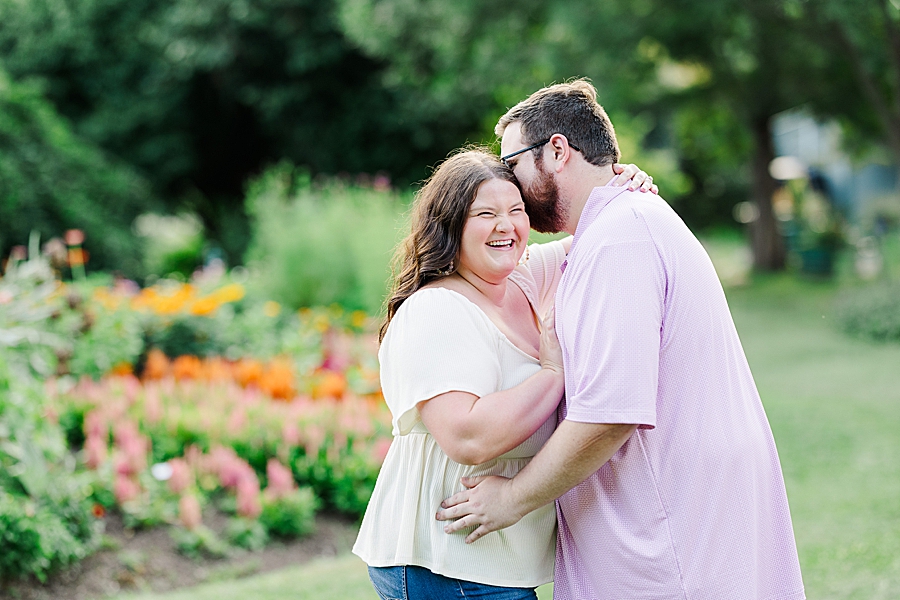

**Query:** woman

left=353, top=149, right=651, bottom=599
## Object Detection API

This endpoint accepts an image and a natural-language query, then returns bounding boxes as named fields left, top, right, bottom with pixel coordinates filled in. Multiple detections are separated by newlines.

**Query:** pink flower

left=64, top=229, right=85, bottom=246
left=282, top=422, right=301, bottom=447
left=304, top=424, right=325, bottom=458
left=114, top=475, right=141, bottom=504
left=264, top=459, right=295, bottom=500
left=372, top=438, right=392, bottom=464
left=227, top=407, right=246, bottom=434
left=84, top=410, right=107, bottom=440
left=236, top=474, right=262, bottom=519
left=84, top=435, right=107, bottom=469
left=144, top=387, right=162, bottom=424
left=179, top=494, right=202, bottom=530
left=168, top=458, right=193, bottom=494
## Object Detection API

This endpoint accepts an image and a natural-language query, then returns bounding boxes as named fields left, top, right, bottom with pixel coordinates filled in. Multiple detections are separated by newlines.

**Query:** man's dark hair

left=496, top=79, right=620, bottom=167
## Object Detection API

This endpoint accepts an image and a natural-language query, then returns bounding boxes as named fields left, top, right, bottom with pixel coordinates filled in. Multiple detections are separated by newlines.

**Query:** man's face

left=500, top=122, right=568, bottom=234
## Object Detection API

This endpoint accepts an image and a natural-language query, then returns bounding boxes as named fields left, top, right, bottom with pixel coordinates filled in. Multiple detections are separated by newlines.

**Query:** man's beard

left=522, top=164, right=567, bottom=234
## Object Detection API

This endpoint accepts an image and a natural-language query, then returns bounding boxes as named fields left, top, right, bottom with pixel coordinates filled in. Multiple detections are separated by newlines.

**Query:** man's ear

left=548, top=134, right=574, bottom=173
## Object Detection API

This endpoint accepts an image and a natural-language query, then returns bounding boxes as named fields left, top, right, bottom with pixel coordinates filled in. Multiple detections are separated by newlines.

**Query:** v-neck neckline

left=419, top=282, right=541, bottom=362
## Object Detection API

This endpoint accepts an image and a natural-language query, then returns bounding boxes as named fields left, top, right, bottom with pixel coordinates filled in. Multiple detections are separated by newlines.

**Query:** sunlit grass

left=727, top=274, right=900, bottom=599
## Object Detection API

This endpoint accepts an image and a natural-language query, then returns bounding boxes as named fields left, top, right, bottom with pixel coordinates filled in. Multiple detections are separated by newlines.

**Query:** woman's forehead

left=471, top=179, right=522, bottom=207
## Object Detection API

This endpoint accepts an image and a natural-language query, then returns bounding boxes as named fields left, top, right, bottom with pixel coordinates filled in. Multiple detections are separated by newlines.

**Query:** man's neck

left=561, top=164, right=616, bottom=235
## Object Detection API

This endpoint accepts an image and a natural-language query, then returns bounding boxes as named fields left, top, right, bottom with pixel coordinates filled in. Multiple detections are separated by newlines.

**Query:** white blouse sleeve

left=524, top=239, right=567, bottom=316
left=378, top=289, right=502, bottom=435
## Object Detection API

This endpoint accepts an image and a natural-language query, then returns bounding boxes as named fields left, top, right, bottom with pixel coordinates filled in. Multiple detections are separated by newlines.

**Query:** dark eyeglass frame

left=500, top=138, right=581, bottom=168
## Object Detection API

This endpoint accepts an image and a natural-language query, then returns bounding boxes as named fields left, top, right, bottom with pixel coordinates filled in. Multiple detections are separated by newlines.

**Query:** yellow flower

left=263, top=301, right=282, bottom=318
left=210, top=283, right=245, bottom=304
left=350, top=310, right=368, bottom=329
left=312, top=313, right=330, bottom=332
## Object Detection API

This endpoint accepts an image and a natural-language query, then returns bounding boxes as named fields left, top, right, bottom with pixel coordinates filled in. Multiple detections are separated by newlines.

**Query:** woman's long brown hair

left=379, top=148, right=518, bottom=341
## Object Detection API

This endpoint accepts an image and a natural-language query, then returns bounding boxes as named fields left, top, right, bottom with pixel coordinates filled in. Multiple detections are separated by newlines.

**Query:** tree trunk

left=749, top=115, right=786, bottom=271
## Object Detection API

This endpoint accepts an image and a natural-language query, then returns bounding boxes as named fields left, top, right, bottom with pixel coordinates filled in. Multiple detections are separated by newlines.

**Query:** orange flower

left=202, top=357, right=232, bottom=382
left=260, top=358, right=295, bottom=400
left=143, top=349, right=170, bottom=380
left=110, top=362, right=134, bottom=376
left=235, top=359, right=264, bottom=388
left=172, top=355, right=203, bottom=380
left=67, top=248, right=85, bottom=267
left=91, top=503, right=106, bottom=518
left=189, top=296, right=220, bottom=316
left=312, top=370, right=347, bottom=400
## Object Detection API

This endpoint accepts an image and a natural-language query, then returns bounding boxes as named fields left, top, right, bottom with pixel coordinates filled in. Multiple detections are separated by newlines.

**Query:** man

left=436, top=80, right=805, bottom=600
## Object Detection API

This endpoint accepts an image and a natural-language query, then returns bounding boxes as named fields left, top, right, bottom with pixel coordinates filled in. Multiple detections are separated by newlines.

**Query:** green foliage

left=290, top=436, right=382, bottom=518
left=0, top=0, right=479, bottom=261
left=0, top=70, right=155, bottom=276
left=245, top=164, right=408, bottom=313
left=147, top=316, right=225, bottom=360
left=0, top=492, right=91, bottom=583
left=0, top=256, right=99, bottom=583
left=259, top=488, right=318, bottom=538
left=171, top=525, right=229, bottom=559
left=225, top=518, right=269, bottom=551
left=68, top=302, right=145, bottom=380
left=834, top=281, right=900, bottom=343
left=135, top=213, right=207, bottom=279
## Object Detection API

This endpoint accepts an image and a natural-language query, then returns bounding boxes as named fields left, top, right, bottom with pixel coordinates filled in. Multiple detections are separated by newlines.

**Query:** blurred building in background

left=772, top=110, right=900, bottom=227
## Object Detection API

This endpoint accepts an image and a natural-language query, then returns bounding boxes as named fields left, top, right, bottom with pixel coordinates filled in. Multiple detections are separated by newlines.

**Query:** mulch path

left=2, top=511, right=361, bottom=600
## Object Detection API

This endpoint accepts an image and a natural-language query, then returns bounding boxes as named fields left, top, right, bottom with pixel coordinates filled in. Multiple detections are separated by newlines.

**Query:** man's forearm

left=507, top=419, right=638, bottom=514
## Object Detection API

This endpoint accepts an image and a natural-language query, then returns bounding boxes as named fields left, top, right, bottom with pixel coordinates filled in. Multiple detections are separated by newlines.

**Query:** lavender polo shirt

left=552, top=183, right=805, bottom=600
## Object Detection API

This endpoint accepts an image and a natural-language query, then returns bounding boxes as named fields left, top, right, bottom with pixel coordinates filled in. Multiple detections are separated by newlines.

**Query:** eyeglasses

left=500, top=138, right=581, bottom=168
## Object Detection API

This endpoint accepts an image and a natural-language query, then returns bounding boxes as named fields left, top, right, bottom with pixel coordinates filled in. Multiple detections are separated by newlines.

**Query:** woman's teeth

left=487, top=240, right=514, bottom=248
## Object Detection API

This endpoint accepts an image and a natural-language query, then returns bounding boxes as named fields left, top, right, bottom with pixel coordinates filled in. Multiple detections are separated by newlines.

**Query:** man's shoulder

left=581, top=191, right=661, bottom=245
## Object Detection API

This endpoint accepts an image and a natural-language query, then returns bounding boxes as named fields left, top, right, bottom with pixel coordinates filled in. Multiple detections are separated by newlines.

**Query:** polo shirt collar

left=561, top=176, right=630, bottom=273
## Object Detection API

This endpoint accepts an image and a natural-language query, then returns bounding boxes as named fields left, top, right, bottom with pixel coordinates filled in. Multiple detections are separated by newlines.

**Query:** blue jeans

left=368, top=565, right=537, bottom=600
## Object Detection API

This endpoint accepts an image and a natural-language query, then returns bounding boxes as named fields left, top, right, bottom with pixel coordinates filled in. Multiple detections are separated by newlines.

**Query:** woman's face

left=457, top=178, right=530, bottom=284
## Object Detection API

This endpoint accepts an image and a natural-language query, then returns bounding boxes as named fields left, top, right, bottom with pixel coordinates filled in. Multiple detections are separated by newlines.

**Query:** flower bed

left=1, top=253, right=391, bottom=583
left=53, top=375, right=391, bottom=522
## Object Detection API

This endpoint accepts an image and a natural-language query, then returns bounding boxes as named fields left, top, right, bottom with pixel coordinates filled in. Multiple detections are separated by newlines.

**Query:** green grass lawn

left=109, top=272, right=900, bottom=600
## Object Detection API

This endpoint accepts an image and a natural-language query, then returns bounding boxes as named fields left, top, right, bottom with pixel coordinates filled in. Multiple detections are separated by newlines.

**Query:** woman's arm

left=418, top=310, right=564, bottom=465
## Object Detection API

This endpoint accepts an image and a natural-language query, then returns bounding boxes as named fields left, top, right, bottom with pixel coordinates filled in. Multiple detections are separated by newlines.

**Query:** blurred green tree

left=0, top=70, right=154, bottom=276
left=0, top=0, right=489, bottom=262
left=807, top=0, right=900, bottom=161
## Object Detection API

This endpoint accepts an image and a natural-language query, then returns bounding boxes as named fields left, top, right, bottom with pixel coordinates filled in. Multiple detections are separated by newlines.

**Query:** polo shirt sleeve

left=379, top=289, right=502, bottom=435
left=560, top=239, right=664, bottom=428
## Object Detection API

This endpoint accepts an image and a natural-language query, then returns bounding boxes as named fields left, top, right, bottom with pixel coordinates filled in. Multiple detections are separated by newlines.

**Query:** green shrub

left=0, top=493, right=92, bottom=582
left=171, top=525, right=229, bottom=559
left=259, top=488, right=318, bottom=538
left=834, top=281, right=900, bottom=343
left=225, top=518, right=269, bottom=551
left=245, top=163, right=409, bottom=314
left=0, top=256, right=100, bottom=583
left=0, top=69, right=155, bottom=277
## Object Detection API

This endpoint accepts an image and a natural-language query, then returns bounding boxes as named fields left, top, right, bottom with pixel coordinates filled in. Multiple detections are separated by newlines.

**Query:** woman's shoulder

left=386, top=286, right=495, bottom=340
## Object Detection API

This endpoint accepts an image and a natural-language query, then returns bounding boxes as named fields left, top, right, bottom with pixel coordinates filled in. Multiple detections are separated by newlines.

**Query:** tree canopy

left=0, top=0, right=896, bottom=272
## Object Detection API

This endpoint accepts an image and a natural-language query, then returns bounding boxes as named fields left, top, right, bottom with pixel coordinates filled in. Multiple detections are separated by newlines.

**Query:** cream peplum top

left=352, top=240, right=567, bottom=588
